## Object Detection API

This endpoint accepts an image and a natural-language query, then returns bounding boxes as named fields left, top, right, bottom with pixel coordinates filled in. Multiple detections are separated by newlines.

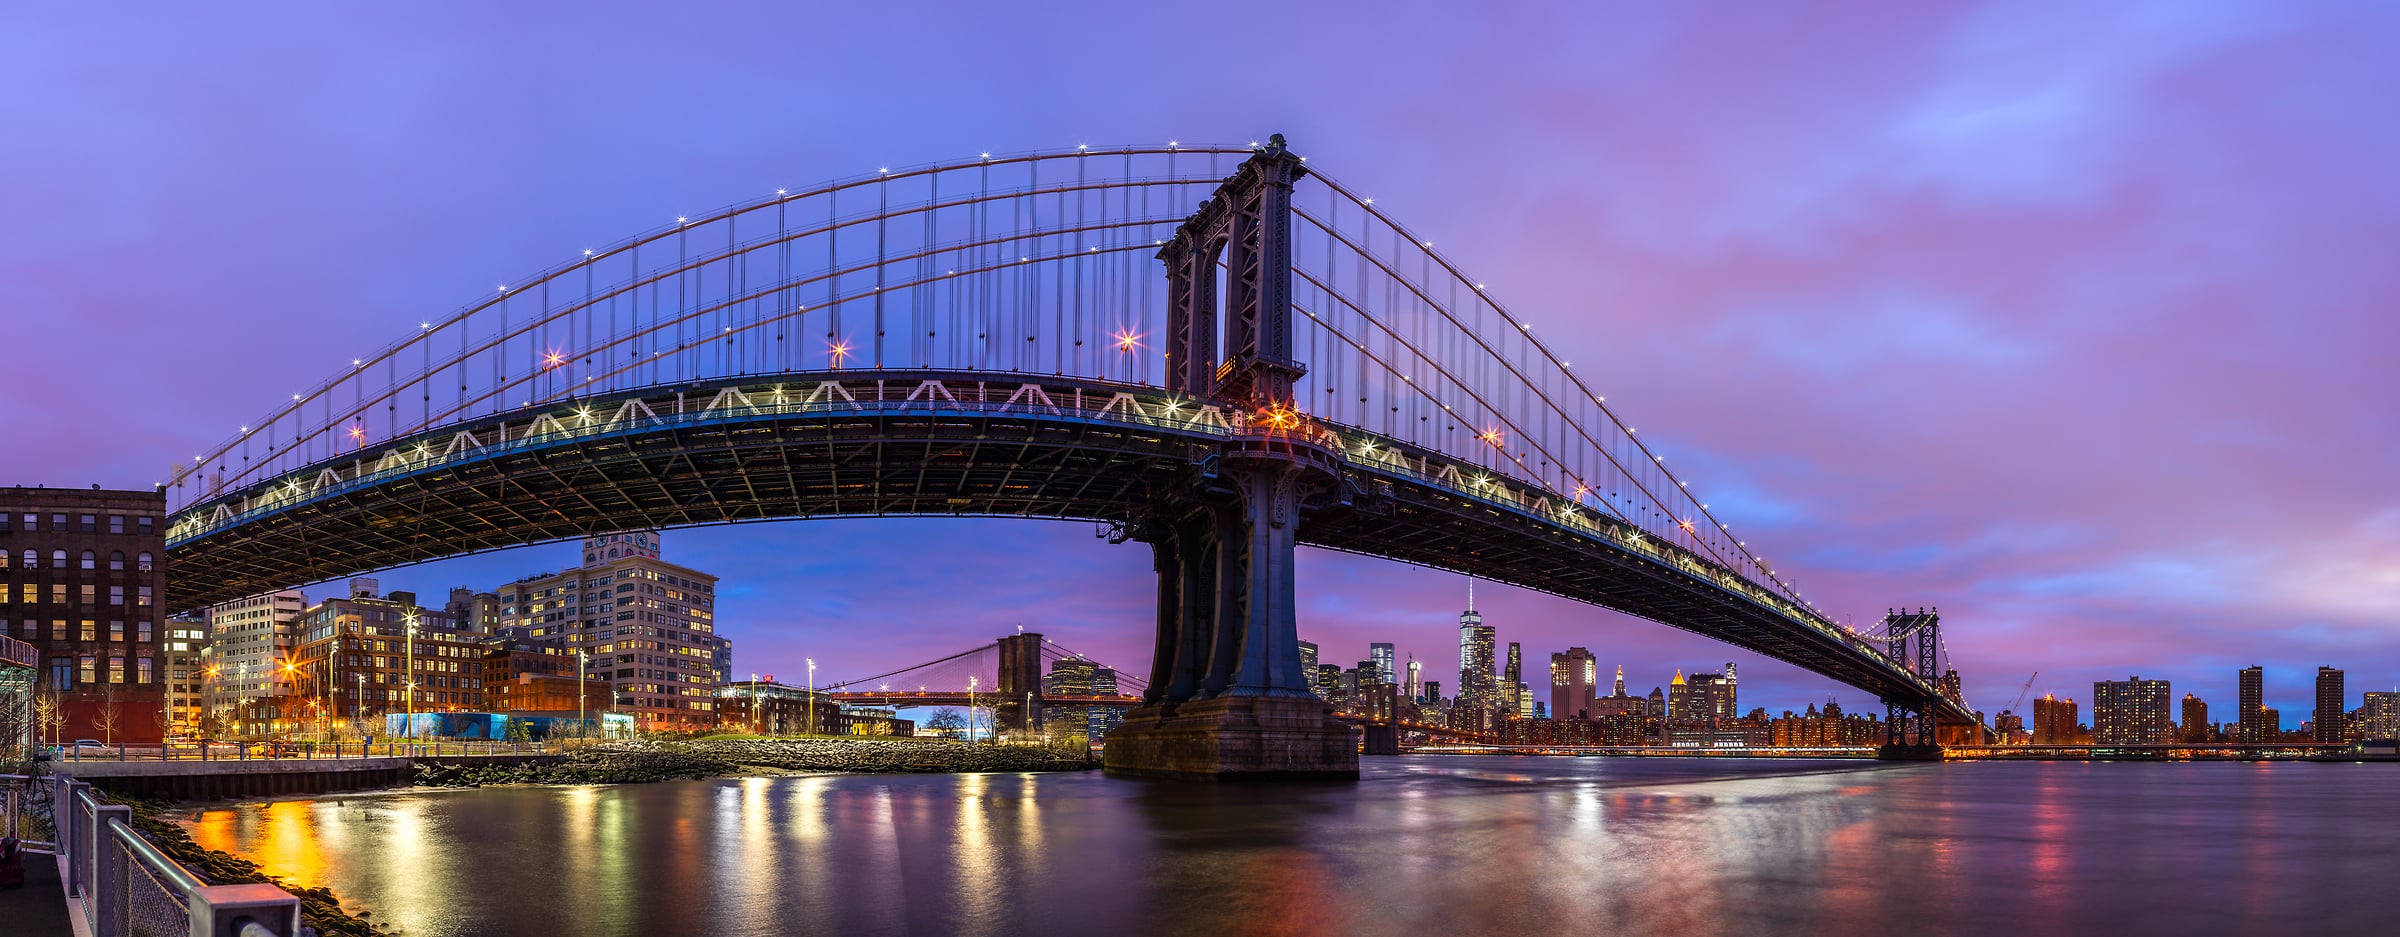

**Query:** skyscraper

left=1503, top=642, right=1523, bottom=715
left=1456, top=581, right=1494, bottom=711
left=2315, top=667, right=2347, bottom=742
left=2181, top=693, right=2210, bottom=743
left=1404, top=658, right=1422, bottom=702
left=2238, top=665, right=2267, bottom=743
left=1298, top=640, right=1319, bottom=697
left=1370, top=643, right=1396, bottom=686
left=1550, top=647, right=1597, bottom=720
left=2093, top=676, right=2172, bottom=745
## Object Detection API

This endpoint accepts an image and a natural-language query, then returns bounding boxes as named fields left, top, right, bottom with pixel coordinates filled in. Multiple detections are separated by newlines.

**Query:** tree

left=926, top=710, right=966, bottom=738
left=93, top=686, right=122, bottom=746
left=31, top=689, right=62, bottom=748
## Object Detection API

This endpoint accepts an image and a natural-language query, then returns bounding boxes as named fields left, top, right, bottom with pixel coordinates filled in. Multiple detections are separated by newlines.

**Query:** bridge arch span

left=164, top=140, right=1972, bottom=776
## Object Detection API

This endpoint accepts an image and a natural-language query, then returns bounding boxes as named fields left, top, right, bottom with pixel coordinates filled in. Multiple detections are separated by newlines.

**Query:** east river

left=181, top=756, right=2399, bottom=937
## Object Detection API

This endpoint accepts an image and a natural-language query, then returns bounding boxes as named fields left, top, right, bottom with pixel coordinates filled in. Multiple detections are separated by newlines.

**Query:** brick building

left=0, top=487, right=169, bottom=744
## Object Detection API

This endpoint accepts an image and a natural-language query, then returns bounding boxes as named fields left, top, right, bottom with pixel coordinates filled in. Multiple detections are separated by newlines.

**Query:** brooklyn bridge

left=150, top=137, right=1975, bottom=779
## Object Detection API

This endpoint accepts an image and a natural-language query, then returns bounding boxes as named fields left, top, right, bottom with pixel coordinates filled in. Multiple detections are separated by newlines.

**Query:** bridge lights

left=543, top=350, right=566, bottom=370
left=1112, top=329, right=1144, bottom=352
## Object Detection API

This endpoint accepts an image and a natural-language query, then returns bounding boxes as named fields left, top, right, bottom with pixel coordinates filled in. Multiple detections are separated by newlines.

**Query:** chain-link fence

left=52, top=776, right=304, bottom=937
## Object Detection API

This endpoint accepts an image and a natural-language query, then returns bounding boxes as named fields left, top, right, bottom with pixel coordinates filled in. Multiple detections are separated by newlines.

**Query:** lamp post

left=806, top=659, right=816, bottom=737
left=968, top=675, right=980, bottom=744
left=403, top=611, right=419, bottom=737
left=577, top=649, right=588, bottom=741
left=354, top=672, right=366, bottom=740
left=750, top=672, right=760, bottom=735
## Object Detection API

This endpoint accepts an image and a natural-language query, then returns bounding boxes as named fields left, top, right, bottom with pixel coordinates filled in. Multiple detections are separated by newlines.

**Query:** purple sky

left=6, top=4, right=2395, bottom=724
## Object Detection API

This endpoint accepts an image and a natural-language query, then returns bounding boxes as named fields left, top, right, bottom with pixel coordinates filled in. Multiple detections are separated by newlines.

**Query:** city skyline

left=4, top=5, right=2396, bottom=719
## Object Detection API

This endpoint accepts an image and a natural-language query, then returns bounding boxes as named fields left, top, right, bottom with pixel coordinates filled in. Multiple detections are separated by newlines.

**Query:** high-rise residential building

left=2181, top=693, right=2210, bottom=743
left=2093, top=676, right=2172, bottom=745
left=1404, top=659, right=1422, bottom=702
left=204, top=589, right=309, bottom=731
left=1422, top=680, right=1441, bottom=705
left=496, top=531, right=723, bottom=731
left=2360, top=692, right=2400, bottom=742
left=2238, top=665, right=2267, bottom=743
left=1502, top=641, right=1524, bottom=715
left=2315, top=667, right=2347, bottom=743
left=2, top=488, right=172, bottom=745
left=1456, top=582, right=1494, bottom=711
left=1684, top=671, right=1732, bottom=724
left=162, top=614, right=208, bottom=736
left=1370, top=643, right=1396, bottom=686
left=2031, top=693, right=2078, bottom=745
left=1298, top=640, right=1319, bottom=694
left=1550, top=647, right=1597, bottom=720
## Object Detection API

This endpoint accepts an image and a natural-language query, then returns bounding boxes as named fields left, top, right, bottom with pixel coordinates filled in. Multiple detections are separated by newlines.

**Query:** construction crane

left=2007, top=672, right=2039, bottom=713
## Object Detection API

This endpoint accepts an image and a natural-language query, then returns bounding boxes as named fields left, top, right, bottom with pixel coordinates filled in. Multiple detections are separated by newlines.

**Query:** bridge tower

left=1878, top=608, right=1945, bottom=760
left=1105, top=135, right=1359, bottom=781
left=995, top=632, right=1045, bottom=737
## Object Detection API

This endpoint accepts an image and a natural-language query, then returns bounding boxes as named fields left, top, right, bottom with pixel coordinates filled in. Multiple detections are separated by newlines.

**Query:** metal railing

left=54, top=738, right=563, bottom=762
left=53, top=775, right=302, bottom=937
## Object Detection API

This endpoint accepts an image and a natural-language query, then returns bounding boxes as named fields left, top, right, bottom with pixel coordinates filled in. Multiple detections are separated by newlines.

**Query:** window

left=136, top=586, right=152, bottom=607
left=81, top=584, right=95, bottom=604
left=109, top=620, right=123, bottom=641
left=108, top=552, right=123, bottom=571
left=109, top=586, right=123, bottom=606
left=80, top=514, right=96, bottom=533
left=79, top=656, right=95, bottom=685
left=49, top=658, right=72, bottom=690
left=138, top=620, right=150, bottom=643
left=80, top=620, right=96, bottom=641
left=108, top=516, right=124, bottom=535
left=136, top=553, right=153, bottom=572
left=50, top=550, right=65, bottom=569
left=136, top=517, right=153, bottom=535
left=80, top=550, right=95, bottom=570
left=108, top=656, right=124, bottom=683
left=51, top=514, right=66, bottom=531
left=49, top=620, right=62, bottom=641
left=137, top=657, right=154, bottom=684
left=49, top=585, right=64, bottom=604
left=0, top=513, right=9, bottom=533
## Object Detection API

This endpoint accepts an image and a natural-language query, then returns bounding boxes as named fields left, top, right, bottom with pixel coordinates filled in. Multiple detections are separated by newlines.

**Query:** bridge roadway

left=829, top=691, right=1142, bottom=709
left=163, top=369, right=1972, bottom=726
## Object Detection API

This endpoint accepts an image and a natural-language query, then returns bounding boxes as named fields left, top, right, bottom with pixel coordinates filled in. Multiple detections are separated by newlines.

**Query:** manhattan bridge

left=152, top=136, right=1975, bottom=779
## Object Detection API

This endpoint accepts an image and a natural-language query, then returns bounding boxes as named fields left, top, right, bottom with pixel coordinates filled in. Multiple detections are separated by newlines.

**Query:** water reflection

left=178, top=757, right=2400, bottom=937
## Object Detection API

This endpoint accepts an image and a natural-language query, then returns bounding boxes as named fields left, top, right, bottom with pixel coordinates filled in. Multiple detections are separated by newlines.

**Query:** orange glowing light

left=1112, top=329, right=1144, bottom=352
left=542, top=350, right=566, bottom=369
left=828, top=340, right=852, bottom=364
left=1479, top=428, right=1504, bottom=447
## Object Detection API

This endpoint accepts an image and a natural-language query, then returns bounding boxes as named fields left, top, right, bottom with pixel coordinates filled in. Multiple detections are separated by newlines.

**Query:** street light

left=968, top=676, right=980, bottom=744
left=805, top=659, right=816, bottom=736
left=577, top=649, right=588, bottom=741
left=750, top=672, right=760, bottom=735
left=403, top=611, right=419, bottom=736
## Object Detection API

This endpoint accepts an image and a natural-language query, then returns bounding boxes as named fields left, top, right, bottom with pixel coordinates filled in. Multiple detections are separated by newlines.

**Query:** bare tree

left=31, top=689, right=63, bottom=749
left=93, top=686, right=122, bottom=746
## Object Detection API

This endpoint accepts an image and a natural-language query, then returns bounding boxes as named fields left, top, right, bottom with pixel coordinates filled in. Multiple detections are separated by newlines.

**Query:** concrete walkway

left=0, top=849, right=77, bottom=937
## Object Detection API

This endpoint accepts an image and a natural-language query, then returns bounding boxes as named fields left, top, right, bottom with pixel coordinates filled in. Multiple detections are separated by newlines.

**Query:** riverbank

left=408, top=744, right=728, bottom=787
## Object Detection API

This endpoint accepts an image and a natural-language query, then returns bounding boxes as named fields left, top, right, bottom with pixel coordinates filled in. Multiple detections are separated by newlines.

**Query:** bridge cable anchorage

left=167, top=139, right=1928, bottom=725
